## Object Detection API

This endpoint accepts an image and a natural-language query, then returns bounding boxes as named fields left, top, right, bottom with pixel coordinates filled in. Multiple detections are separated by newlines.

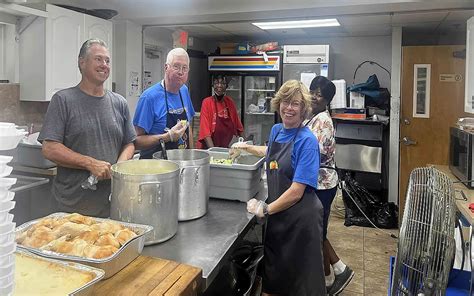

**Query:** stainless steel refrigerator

left=282, top=45, right=331, bottom=88
left=208, top=55, right=281, bottom=145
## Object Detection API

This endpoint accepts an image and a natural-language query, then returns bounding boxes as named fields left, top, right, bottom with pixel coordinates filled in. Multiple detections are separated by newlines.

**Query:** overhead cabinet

left=19, top=4, right=112, bottom=101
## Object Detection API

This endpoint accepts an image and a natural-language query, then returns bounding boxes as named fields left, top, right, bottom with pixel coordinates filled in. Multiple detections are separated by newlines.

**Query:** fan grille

left=391, top=167, right=456, bottom=296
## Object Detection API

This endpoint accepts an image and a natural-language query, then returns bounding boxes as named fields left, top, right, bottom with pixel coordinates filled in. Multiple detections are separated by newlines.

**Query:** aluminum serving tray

left=15, top=212, right=153, bottom=279
left=15, top=249, right=105, bottom=296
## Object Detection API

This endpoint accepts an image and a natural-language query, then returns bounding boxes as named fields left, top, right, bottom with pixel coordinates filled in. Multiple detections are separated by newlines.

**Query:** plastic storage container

left=207, top=148, right=264, bottom=202
left=16, top=143, right=55, bottom=168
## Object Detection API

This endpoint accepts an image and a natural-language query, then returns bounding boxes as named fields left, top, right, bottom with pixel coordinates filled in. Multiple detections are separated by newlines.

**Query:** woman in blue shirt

left=233, top=80, right=325, bottom=296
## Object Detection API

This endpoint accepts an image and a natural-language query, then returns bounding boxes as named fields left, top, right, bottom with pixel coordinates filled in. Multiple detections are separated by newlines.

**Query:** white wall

left=144, top=27, right=173, bottom=52
left=271, top=35, right=393, bottom=89
left=113, top=20, right=143, bottom=116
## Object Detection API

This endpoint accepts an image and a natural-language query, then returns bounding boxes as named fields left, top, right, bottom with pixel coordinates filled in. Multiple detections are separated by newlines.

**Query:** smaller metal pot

left=154, top=149, right=210, bottom=221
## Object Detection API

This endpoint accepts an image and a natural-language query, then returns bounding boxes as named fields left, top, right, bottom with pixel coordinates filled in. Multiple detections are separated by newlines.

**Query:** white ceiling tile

left=444, top=10, right=474, bottom=21
left=338, top=14, right=392, bottom=26
left=343, top=23, right=392, bottom=33
left=211, top=22, right=264, bottom=32
left=176, top=25, right=222, bottom=33
left=391, top=11, right=449, bottom=24
left=266, top=28, right=308, bottom=36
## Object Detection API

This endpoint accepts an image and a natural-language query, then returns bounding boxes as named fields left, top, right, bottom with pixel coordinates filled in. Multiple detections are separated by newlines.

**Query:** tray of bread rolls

left=15, top=212, right=153, bottom=279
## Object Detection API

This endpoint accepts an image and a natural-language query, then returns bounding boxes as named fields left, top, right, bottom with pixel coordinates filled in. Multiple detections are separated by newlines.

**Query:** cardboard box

left=219, top=42, right=237, bottom=54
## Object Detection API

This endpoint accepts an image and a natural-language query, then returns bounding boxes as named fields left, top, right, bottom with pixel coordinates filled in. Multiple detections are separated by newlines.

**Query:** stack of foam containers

left=331, top=79, right=347, bottom=110
left=0, top=122, right=27, bottom=295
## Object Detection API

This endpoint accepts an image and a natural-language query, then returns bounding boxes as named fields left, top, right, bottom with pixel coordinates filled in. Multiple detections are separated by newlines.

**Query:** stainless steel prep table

left=142, top=178, right=267, bottom=290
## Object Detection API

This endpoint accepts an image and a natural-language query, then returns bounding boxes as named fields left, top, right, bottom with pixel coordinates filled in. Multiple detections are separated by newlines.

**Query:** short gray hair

left=166, top=47, right=189, bottom=65
left=78, top=38, right=108, bottom=72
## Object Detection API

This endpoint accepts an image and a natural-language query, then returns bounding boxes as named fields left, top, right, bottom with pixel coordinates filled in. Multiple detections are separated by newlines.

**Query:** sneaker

left=327, top=266, right=355, bottom=295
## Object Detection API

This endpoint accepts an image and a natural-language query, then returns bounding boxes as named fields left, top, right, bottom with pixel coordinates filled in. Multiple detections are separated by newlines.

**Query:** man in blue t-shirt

left=133, top=48, right=196, bottom=158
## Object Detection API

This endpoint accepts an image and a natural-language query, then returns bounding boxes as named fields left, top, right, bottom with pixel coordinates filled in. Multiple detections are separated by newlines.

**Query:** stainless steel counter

left=142, top=179, right=267, bottom=290
left=10, top=174, right=49, bottom=193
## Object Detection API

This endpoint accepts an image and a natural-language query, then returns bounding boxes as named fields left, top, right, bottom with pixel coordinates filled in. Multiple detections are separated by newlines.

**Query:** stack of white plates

left=0, top=123, right=21, bottom=296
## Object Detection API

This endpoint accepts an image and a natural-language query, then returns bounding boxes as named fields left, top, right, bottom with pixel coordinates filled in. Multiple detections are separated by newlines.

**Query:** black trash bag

left=374, top=202, right=398, bottom=229
left=342, top=173, right=398, bottom=229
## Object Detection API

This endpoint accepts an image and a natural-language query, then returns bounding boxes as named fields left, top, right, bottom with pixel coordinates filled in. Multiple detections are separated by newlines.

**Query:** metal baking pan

left=15, top=212, right=153, bottom=279
left=15, top=249, right=104, bottom=296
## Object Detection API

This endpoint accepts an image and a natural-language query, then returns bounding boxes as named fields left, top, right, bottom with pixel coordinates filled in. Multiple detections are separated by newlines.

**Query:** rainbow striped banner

left=208, top=55, right=280, bottom=71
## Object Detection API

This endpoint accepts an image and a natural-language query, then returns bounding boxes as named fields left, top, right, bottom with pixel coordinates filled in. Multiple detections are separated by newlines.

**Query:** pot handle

left=179, top=165, right=202, bottom=186
left=138, top=181, right=163, bottom=205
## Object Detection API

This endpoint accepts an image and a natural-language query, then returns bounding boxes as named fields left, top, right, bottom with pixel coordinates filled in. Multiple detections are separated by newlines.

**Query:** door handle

left=400, top=136, right=417, bottom=146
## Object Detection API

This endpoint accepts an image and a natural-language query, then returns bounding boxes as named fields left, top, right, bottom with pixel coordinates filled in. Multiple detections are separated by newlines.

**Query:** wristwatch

left=262, top=202, right=269, bottom=217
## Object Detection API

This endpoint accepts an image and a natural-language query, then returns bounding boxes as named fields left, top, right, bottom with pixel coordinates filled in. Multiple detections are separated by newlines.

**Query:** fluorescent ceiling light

left=252, top=19, right=340, bottom=30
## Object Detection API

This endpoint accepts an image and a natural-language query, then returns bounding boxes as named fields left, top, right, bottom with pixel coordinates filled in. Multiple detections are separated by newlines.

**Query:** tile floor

left=327, top=214, right=399, bottom=296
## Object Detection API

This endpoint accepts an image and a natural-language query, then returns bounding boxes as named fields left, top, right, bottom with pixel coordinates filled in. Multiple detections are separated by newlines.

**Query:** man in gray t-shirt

left=39, top=39, right=136, bottom=217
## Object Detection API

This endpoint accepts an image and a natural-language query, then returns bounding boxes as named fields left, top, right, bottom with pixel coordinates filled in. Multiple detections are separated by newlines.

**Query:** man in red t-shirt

left=197, top=75, right=244, bottom=148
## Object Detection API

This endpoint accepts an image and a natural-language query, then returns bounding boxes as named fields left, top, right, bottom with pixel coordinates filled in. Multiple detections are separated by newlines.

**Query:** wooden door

left=399, top=45, right=466, bottom=218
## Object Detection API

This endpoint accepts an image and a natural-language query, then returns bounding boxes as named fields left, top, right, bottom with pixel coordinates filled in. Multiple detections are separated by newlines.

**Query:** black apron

left=211, top=96, right=235, bottom=148
left=263, top=125, right=326, bottom=296
left=140, top=81, right=189, bottom=159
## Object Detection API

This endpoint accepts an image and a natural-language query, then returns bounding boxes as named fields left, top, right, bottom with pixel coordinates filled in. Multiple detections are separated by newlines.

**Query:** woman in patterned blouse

left=306, top=76, right=354, bottom=295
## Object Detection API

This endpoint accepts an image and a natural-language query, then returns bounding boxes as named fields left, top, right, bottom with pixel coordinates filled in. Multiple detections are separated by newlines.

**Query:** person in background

left=196, top=74, right=244, bottom=148
left=306, top=76, right=354, bottom=295
left=232, top=80, right=325, bottom=295
left=133, top=48, right=195, bottom=158
left=39, top=38, right=136, bottom=218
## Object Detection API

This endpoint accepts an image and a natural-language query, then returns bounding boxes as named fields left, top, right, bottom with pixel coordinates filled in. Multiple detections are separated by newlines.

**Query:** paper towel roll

left=331, top=79, right=347, bottom=109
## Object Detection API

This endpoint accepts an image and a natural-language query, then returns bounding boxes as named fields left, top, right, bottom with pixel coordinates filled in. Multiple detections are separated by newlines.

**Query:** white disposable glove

left=247, top=198, right=266, bottom=218
left=230, top=141, right=251, bottom=159
left=231, top=141, right=251, bottom=149
left=168, top=121, right=187, bottom=142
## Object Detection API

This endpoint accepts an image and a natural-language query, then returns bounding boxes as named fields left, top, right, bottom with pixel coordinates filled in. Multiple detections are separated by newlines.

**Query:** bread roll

left=90, top=221, right=124, bottom=235
left=83, top=245, right=118, bottom=259
left=77, top=230, right=100, bottom=244
left=64, top=213, right=95, bottom=226
left=54, top=222, right=91, bottom=238
left=22, top=226, right=56, bottom=248
left=115, top=229, right=137, bottom=246
left=95, top=233, right=120, bottom=248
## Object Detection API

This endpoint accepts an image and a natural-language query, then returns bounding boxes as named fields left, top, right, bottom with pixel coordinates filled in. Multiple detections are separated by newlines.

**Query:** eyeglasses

left=281, top=99, right=302, bottom=109
left=170, top=64, right=189, bottom=73
left=213, top=81, right=226, bottom=86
